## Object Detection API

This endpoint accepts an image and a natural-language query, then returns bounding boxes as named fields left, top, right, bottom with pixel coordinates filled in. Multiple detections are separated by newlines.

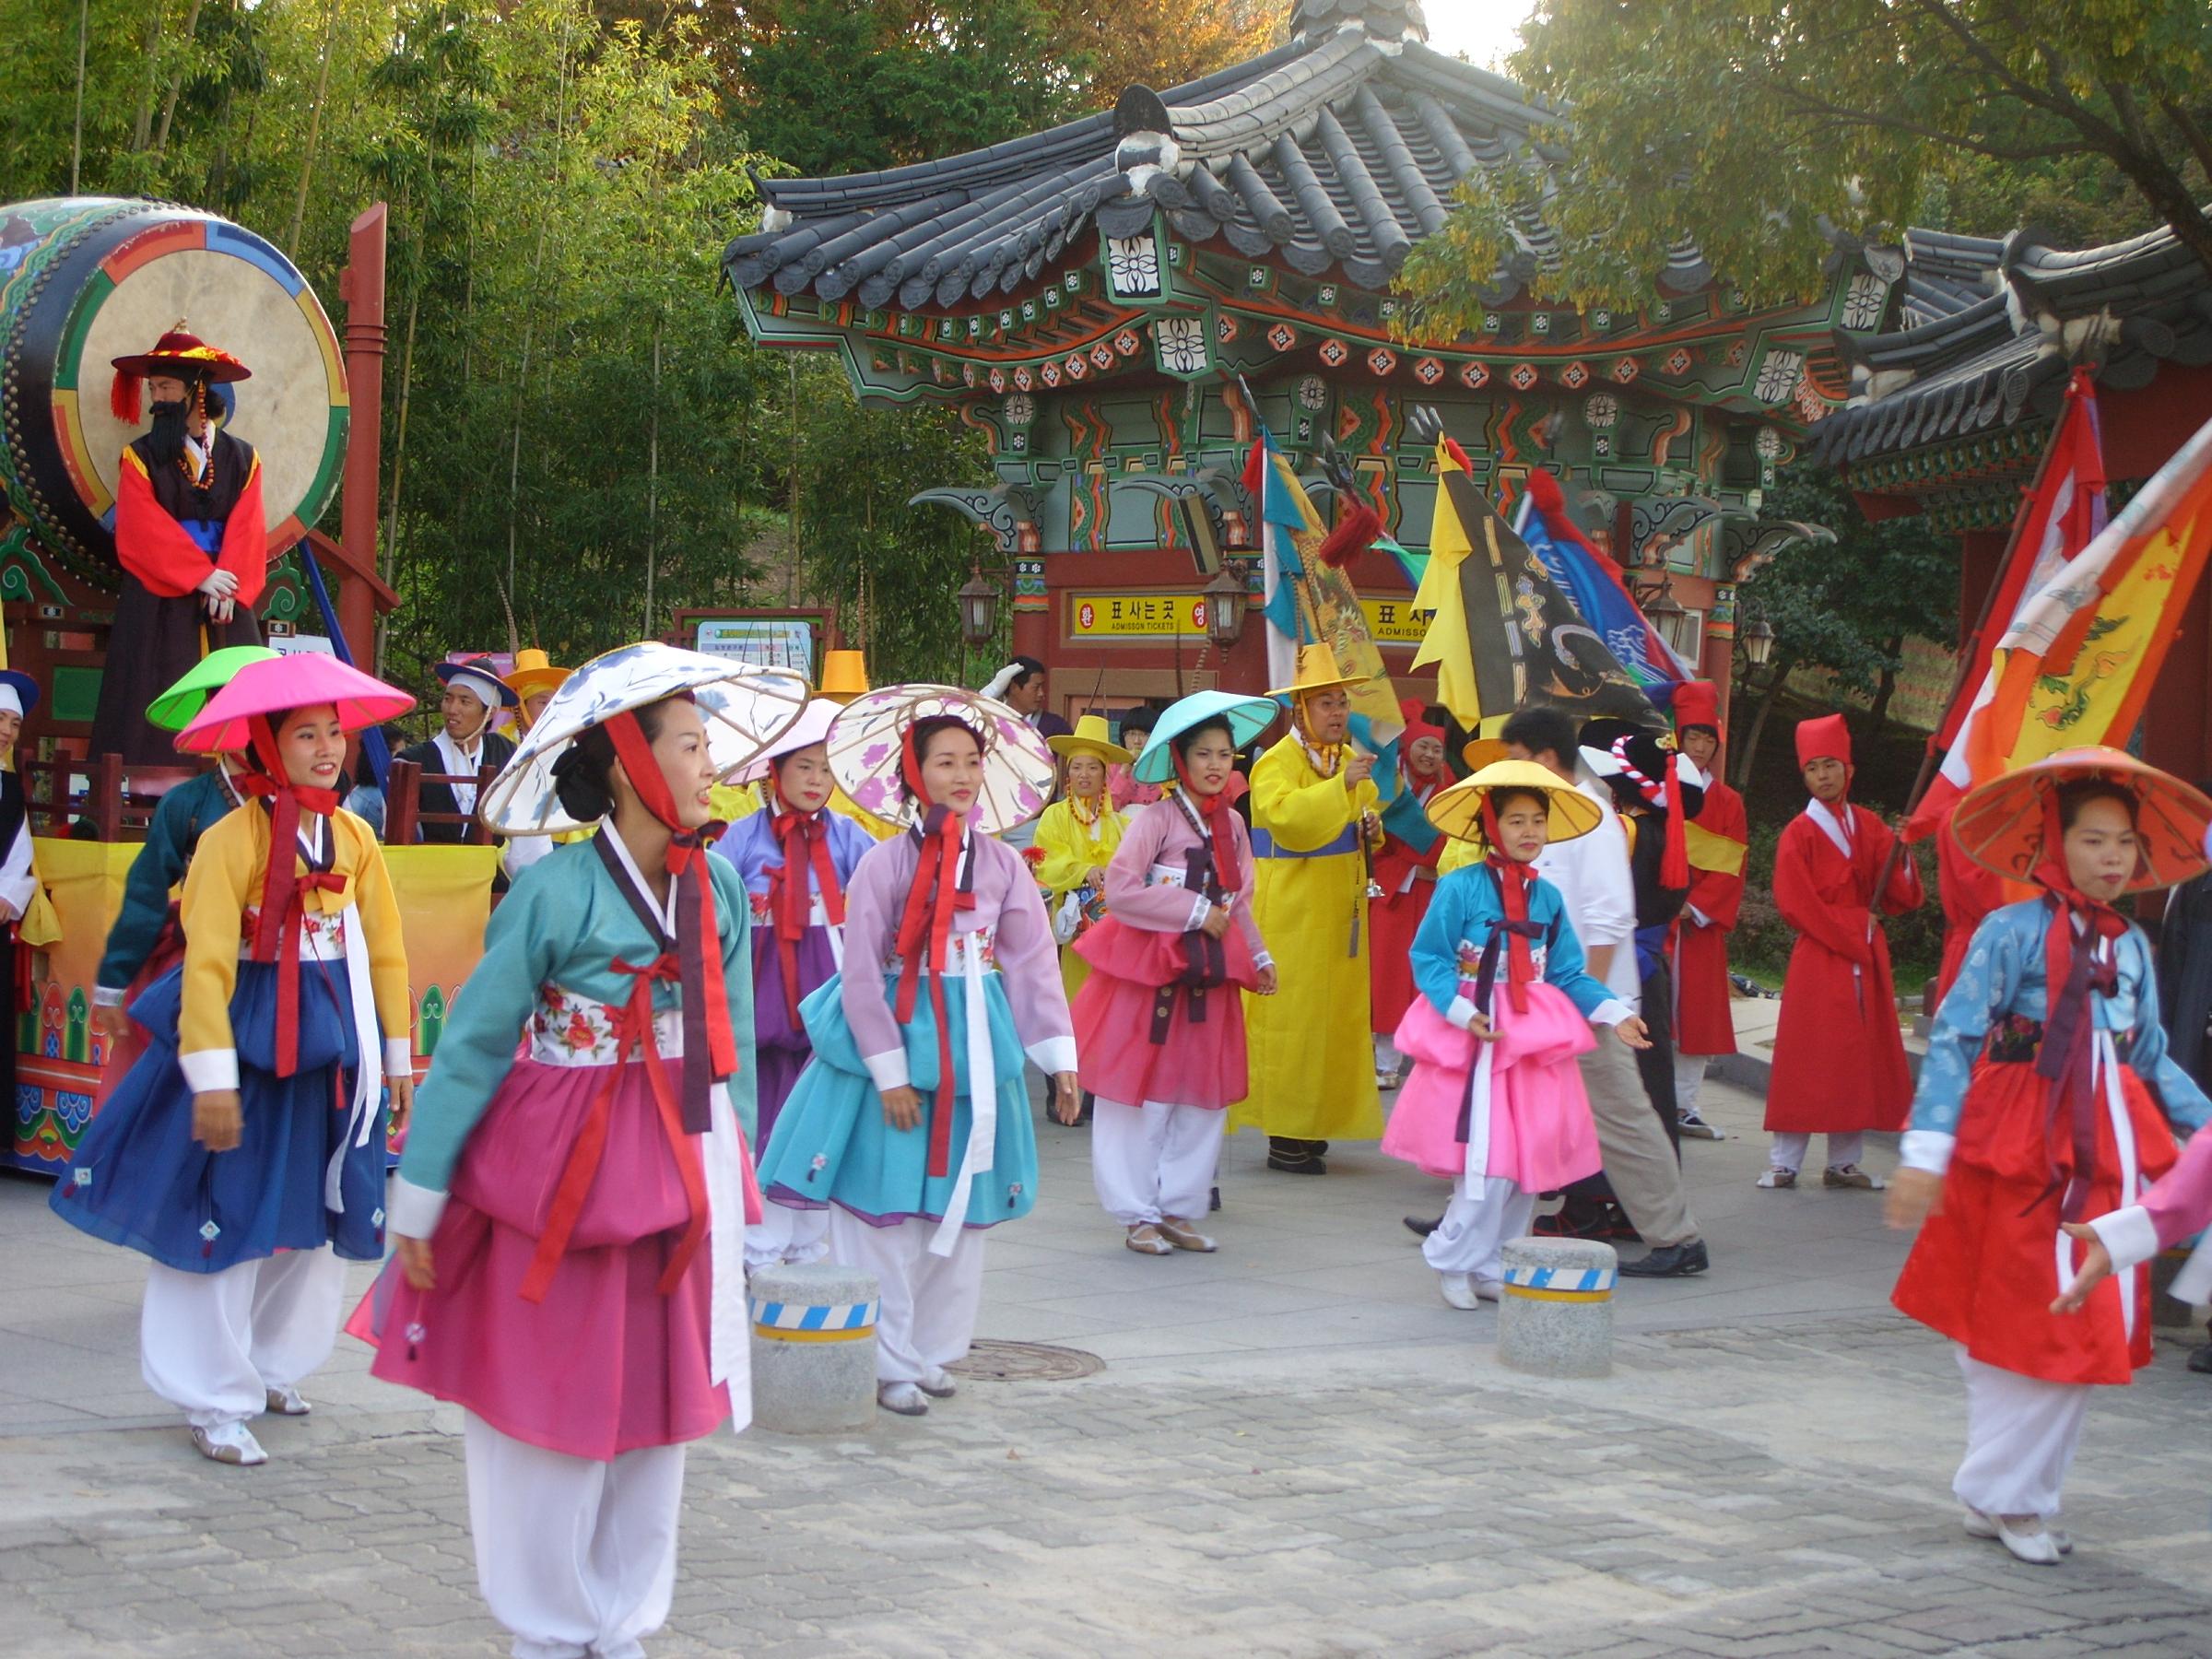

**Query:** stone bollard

left=747, top=1262, right=879, bottom=1433
left=1496, top=1237, right=1617, bottom=1380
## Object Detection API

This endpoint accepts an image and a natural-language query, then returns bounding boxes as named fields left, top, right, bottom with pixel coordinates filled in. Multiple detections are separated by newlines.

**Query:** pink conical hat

left=177, top=654, right=415, bottom=755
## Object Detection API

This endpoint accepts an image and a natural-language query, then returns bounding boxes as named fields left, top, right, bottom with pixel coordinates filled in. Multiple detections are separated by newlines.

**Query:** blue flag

left=1513, top=500, right=1683, bottom=708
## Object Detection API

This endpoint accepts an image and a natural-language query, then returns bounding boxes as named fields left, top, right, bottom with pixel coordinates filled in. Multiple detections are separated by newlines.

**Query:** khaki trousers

left=1578, top=1035, right=1698, bottom=1248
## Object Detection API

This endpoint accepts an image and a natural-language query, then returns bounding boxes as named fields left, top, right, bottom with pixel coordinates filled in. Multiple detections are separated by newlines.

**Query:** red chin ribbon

left=240, top=716, right=343, bottom=1079
left=768, top=771, right=847, bottom=1025
left=1480, top=797, right=1538, bottom=1016
left=1173, top=752, right=1241, bottom=898
left=890, top=724, right=979, bottom=1179
left=2029, top=788, right=2133, bottom=1222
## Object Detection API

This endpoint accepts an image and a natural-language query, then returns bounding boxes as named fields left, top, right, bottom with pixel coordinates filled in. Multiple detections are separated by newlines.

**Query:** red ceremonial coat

left=1765, top=801, right=1924, bottom=1134
left=1673, top=778, right=1745, bottom=1056
left=1934, top=826, right=2006, bottom=1006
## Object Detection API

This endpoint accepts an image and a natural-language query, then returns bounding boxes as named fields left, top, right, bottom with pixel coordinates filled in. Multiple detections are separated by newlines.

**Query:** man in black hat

left=89, top=324, right=266, bottom=763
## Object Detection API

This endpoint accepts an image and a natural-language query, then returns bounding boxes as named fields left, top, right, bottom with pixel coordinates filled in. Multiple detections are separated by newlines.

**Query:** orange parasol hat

left=1950, top=746, right=2212, bottom=894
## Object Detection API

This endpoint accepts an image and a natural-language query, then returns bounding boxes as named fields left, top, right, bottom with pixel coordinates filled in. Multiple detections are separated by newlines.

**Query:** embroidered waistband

left=528, top=984, right=685, bottom=1066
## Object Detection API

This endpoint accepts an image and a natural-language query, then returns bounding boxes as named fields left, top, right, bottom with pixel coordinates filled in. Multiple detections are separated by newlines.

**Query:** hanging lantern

left=956, top=569, right=1000, bottom=648
left=1202, top=565, right=1247, bottom=650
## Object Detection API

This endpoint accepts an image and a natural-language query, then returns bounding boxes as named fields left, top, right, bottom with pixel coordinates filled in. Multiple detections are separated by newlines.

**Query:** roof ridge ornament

left=1289, top=0, right=1428, bottom=48
left=1113, top=85, right=1184, bottom=194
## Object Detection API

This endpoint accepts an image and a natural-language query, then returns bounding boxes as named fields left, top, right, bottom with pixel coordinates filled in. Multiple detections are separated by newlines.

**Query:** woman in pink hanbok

left=1382, top=760, right=1649, bottom=1310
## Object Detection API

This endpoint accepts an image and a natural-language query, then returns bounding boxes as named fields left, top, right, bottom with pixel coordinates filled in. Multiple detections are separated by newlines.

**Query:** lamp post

left=1201, top=564, right=1247, bottom=651
left=1741, top=617, right=1775, bottom=667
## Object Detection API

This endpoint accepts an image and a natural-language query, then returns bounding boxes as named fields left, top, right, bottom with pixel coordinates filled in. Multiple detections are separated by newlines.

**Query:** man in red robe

left=1761, top=713, right=1924, bottom=1190
left=1669, top=681, right=1747, bottom=1140
left=88, top=325, right=266, bottom=764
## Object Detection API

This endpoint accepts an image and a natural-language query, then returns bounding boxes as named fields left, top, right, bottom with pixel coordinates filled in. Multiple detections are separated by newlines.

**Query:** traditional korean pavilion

left=1815, top=213, right=2212, bottom=776
left=725, top=0, right=1890, bottom=720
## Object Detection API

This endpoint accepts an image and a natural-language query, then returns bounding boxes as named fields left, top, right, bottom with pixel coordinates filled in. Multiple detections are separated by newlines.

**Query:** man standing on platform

left=395, top=657, right=518, bottom=845
left=1235, top=643, right=1382, bottom=1174
left=89, top=325, right=266, bottom=763
left=1670, top=682, right=1747, bottom=1140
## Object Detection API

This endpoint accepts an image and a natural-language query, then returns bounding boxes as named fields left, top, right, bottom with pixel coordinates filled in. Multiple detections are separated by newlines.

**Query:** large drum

left=0, top=197, right=347, bottom=586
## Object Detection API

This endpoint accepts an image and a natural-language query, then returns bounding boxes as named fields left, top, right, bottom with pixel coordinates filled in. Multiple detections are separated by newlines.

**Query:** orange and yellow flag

left=1970, top=415, right=2212, bottom=777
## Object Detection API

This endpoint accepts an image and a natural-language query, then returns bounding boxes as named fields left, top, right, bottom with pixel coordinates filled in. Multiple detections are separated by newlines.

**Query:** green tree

left=1397, top=0, right=2212, bottom=324
left=1727, top=462, right=1957, bottom=789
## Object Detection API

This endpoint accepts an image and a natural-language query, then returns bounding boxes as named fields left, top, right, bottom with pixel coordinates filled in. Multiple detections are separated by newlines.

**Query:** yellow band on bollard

left=1502, top=1285, right=1612, bottom=1303
left=751, top=1323, right=875, bottom=1343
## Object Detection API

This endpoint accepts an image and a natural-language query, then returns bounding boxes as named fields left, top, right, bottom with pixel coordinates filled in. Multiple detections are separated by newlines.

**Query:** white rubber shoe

left=1438, top=1273, right=1481, bottom=1311
left=877, top=1382, right=930, bottom=1417
left=917, top=1366, right=958, bottom=1399
left=191, top=1421, right=268, bottom=1465
left=1963, top=1508, right=2063, bottom=1565
left=264, top=1384, right=311, bottom=1417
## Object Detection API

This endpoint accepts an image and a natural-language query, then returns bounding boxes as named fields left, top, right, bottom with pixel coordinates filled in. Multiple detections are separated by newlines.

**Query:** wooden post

left=335, top=205, right=388, bottom=665
left=385, top=757, right=420, bottom=846
left=91, top=752, right=124, bottom=841
left=472, top=762, right=498, bottom=844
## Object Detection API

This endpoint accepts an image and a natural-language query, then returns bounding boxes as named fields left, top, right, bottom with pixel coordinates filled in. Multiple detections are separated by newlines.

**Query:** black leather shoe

left=1208, top=1185, right=1221, bottom=1213
left=1403, top=1214, right=1441, bottom=1239
left=1619, top=1239, right=1710, bottom=1277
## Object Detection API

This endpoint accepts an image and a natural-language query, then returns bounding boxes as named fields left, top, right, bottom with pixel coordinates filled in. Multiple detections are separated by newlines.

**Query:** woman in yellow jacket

left=1031, top=715, right=1131, bottom=1012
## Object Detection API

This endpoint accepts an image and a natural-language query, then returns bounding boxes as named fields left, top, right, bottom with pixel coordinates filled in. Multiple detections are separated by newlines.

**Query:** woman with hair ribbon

left=52, top=655, right=417, bottom=1468
left=757, top=687, right=1075, bottom=1418
left=362, top=643, right=771, bottom=1659
left=1888, top=748, right=2212, bottom=1567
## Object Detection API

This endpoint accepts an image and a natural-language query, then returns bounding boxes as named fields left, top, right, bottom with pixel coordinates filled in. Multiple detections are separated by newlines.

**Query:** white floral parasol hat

left=827, top=682, right=1056, bottom=836
left=480, top=641, right=810, bottom=836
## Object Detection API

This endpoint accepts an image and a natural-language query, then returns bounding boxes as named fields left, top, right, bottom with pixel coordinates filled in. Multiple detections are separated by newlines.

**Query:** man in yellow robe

left=1234, top=645, right=1383, bottom=1172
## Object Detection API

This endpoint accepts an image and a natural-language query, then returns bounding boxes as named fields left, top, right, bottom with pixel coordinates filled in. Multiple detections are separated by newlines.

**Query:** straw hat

left=1427, top=759, right=1605, bottom=846
left=1460, top=736, right=1508, bottom=772
left=731, top=697, right=840, bottom=783
left=1048, top=713, right=1131, bottom=767
left=826, top=683, right=1056, bottom=836
left=1267, top=640, right=1364, bottom=700
left=178, top=656, right=414, bottom=755
left=503, top=647, right=571, bottom=705
left=818, top=649, right=870, bottom=703
left=1951, top=746, right=2212, bottom=894
left=146, top=645, right=279, bottom=734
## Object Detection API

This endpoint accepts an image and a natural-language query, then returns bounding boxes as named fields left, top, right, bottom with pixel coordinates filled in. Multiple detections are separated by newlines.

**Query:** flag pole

left=1864, top=398, right=2077, bottom=919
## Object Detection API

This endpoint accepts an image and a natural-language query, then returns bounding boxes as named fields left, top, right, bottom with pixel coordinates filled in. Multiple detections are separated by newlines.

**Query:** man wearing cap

left=89, top=324, right=266, bottom=764
left=1763, top=713, right=1923, bottom=1191
left=396, top=657, right=518, bottom=847
left=1669, top=682, right=1747, bottom=1140
left=1233, top=643, right=1383, bottom=1174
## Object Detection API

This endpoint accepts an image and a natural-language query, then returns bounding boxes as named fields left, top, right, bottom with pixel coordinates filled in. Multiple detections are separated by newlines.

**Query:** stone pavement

left=5, top=1077, right=2212, bottom=1657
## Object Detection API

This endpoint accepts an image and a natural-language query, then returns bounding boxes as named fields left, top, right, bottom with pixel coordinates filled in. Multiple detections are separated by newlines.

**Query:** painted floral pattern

left=527, top=983, right=685, bottom=1065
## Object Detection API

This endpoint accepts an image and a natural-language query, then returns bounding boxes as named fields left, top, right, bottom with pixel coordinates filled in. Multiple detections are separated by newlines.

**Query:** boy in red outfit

left=1670, top=681, right=1746, bottom=1140
left=1761, top=713, right=1924, bottom=1190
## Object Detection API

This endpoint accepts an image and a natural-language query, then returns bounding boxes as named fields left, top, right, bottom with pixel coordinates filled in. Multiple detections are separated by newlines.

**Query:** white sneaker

left=916, top=1365, right=958, bottom=1399
left=1438, top=1272, right=1481, bottom=1311
left=191, top=1421, right=268, bottom=1465
left=1756, top=1168, right=1798, bottom=1189
left=877, top=1382, right=930, bottom=1417
left=1963, top=1507, right=2073, bottom=1558
left=264, top=1384, right=311, bottom=1417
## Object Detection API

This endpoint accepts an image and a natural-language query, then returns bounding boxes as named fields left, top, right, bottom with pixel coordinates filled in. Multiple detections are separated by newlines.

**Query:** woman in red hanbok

left=1668, top=681, right=1745, bottom=1140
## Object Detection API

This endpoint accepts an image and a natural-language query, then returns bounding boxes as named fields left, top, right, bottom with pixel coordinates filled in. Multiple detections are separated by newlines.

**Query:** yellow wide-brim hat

left=1048, top=712, right=1132, bottom=765
left=1267, top=640, right=1365, bottom=700
left=1951, top=746, right=2212, bottom=894
left=504, top=646, right=571, bottom=703
left=1428, top=759, right=1605, bottom=846
left=1460, top=736, right=1508, bottom=772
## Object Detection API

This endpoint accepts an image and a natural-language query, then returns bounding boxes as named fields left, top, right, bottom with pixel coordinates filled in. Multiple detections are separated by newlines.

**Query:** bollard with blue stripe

left=747, top=1262, right=881, bottom=1430
left=1497, top=1237, right=1616, bottom=1378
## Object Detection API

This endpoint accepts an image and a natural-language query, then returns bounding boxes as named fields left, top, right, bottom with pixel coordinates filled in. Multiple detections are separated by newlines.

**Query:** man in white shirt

left=1503, top=706, right=1709, bottom=1277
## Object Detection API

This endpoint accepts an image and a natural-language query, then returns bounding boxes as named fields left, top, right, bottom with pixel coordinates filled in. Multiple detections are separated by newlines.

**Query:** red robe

left=1673, top=777, right=1746, bottom=1056
left=1934, top=825, right=2006, bottom=1006
left=1766, top=801, right=1924, bottom=1134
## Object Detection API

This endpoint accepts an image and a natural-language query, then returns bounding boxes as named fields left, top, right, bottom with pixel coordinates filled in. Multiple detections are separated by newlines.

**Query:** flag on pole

left=1905, top=371, right=2107, bottom=841
left=1411, top=436, right=1654, bottom=731
left=1955, top=410, right=2212, bottom=794
left=1245, top=430, right=1402, bottom=749
left=1515, top=468, right=1689, bottom=709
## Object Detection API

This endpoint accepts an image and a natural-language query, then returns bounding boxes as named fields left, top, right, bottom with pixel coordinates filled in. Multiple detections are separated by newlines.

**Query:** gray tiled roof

left=1815, top=212, right=2212, bottom=466
left=722, top=16, right=1684, bottom=312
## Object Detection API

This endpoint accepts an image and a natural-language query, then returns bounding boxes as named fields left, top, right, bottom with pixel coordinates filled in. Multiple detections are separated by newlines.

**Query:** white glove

left=196, top=569, right=240, bottom=601
left=206, top=595, right=236, bottom=624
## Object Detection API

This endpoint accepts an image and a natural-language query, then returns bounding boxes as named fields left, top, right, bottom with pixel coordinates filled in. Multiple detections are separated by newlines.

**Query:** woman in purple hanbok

left=715, top=700, right=870, bottom=1269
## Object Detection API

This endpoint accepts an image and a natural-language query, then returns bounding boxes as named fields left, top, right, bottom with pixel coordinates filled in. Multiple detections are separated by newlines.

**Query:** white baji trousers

left=827, top=1209, right=985, bottom=1384
left=464, top=1412, right=684, bottom=1659
left=1090, top=1098, right=1227, bottom=1227
left=1952, top=1350, right=2090, bottom=1520
left=745, top=1202, right=830, bottom=1274
left=1769, top=1131, right=1866, bottom=1173
left=1421, top=1175, right=1536, bottom=1282
left=1673, top=1050, right=1709, bottom=1119
left=140, top=1247, right=348, bottom=1429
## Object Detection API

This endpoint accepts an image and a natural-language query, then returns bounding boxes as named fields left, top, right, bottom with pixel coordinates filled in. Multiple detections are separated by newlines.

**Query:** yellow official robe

left=1233, top=737, right=1383, bottom=1141
left=1030, top=794, right=1126, bottom=1003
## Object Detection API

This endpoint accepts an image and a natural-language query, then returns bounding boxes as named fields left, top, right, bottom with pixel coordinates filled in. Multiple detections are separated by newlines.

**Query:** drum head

left=0, top=199, right=347, bottom=579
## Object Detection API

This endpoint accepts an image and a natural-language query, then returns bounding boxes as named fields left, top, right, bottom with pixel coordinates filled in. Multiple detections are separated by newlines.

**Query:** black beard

left=147, top=398, right=191, bottom=468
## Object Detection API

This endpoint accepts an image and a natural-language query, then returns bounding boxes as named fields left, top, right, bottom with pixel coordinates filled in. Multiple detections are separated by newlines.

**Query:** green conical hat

left=146, top=645, right=281, bottom=734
